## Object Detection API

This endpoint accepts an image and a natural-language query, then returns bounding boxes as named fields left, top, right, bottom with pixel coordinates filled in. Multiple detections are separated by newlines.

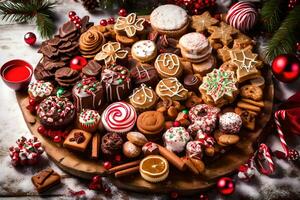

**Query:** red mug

left=1, top=59, right=33, bottom=91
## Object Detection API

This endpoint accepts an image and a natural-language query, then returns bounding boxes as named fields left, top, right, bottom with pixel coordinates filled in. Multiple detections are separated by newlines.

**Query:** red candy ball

left=70, top=56, right=87, bottom=70
left=217, top=177, right=235, bottom=195
left=118, top=8, right=127, bottom=17
left=199, top=194, right=209, bottom=200
left=173, top=121, right=181, bottom=127
left=29, top=98, right=36, bottom=106
left=92, top=175, right=101, bottom=183
left=68, top=11, right=76, bottom=18
left=107, top=17, right=115, bottom=24
left=100, top=19, right=108, bottom=26
left=114, top=154, right=122, bottom=162
left=103, top=161, right=112, bottom=170
left=37, top=125, right=46, bottom=134
left=272, top=54, right=300, bottom=83
left=24, top=32, right=37, bottom=46
left=53, top=135, right=62, bottom=143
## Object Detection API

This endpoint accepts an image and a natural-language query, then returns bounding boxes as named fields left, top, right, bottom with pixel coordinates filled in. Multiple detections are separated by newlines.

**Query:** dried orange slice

left=139, top=155, right=169, bottom=183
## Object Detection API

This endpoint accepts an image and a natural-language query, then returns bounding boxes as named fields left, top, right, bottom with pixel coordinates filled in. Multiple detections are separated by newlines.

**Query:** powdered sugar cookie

left=131, top=40, right=157, bottom=63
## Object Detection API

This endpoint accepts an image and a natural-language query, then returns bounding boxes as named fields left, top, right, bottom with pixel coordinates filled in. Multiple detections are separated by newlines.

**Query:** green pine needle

left=265, top=5, right=300, bottom=62
left=261, top=0, right=286, bottom=32
left=0, top=0, right=57, bottom=38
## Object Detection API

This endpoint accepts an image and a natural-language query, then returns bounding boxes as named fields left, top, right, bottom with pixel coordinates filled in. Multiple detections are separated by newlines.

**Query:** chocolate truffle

left=130, top=63, right=159, bottom=88
left=183, top=74, right=201, bottom=93
left=37, top=96, right=76, bottom=129
left=101, top=65, right=131, bottom=102
left=101, top=132, right=123, bottom=156
left=72, top=77, right=105, bottom=112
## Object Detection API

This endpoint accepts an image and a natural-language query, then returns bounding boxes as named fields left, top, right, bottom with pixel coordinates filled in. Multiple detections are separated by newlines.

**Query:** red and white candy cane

left=256, top=143, right=275, bottom=175
left=274, top=110, right=289, bottom=157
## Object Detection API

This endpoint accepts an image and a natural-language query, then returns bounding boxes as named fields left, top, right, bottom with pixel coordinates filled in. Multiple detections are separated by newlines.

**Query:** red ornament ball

left=103, top=161, right=112, bottom=170
left=118, top=8, right=127, bottom=17
left=24, top=32, right=36, bottom=46
left=272, top=54, right=300, bottom=83
left=107, top=17, right=115, bottom=24
left=68, top=11, right=76, bottom=18
left=70, top=56, right=87, bottom=70
left=100, top=19, right=108, bottom=26
left=217, top=177, right=235, bottom=195
left=37, top=125, right=46, bottom=134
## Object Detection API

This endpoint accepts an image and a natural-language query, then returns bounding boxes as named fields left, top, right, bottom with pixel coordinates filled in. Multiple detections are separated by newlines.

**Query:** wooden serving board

left=16, top=66, right=273, bottom=195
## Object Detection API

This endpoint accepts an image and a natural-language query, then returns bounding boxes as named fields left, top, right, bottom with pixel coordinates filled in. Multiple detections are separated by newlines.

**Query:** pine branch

left=261, top=0, right=287, bottom=32
left=0, top=0, right=57, bottom=38
left=265, top=5, right=300, bottom=62
left=36, top=13, right=56, bottom=39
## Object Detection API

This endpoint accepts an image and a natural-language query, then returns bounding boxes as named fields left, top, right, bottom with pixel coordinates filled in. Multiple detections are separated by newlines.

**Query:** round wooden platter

left=16, top=67, right=273, bottom=195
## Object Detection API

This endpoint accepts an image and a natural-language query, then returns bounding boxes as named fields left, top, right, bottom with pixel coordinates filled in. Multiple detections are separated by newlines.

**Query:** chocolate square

left=31, top=168, right=61, bottom=193
left=63, top=129, right=92, bottom=152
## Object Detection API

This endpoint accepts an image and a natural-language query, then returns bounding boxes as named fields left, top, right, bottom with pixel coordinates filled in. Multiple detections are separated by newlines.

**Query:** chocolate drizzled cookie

left=34, top=16, right=94, bottom=85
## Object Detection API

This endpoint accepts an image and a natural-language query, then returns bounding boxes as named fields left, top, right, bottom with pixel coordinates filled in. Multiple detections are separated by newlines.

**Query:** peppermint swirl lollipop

left=226, top=2, right=258, bottom=32
left=102, top=102, right=137, bottom=133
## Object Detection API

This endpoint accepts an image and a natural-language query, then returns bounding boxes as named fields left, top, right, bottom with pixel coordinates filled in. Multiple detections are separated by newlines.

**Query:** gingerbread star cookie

left=94, top=41, right=128, bottom=66
left=199, top=68, right=238, bottom=107
left=114, top=13, right=145, bottom=38
left=229, top=46, right=263, bottom=82
left=208, top=22, right=238, bottom=46
left=191, top=11, right=219, bottom=33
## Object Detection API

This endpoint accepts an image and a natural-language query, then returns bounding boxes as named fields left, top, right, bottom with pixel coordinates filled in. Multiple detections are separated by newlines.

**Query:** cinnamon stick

left=158, top=145, right=186, bottom=171
left=181, top=157, right=199, bottom=175
left=114, top=166, right=139, bottom=178
left=108, top=160, right=141, bottom=174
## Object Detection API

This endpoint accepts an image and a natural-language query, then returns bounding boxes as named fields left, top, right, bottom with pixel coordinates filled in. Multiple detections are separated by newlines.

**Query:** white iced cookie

left=131, top=40, right=157, bottom=62
left=150, top=4, right=189, bottom=37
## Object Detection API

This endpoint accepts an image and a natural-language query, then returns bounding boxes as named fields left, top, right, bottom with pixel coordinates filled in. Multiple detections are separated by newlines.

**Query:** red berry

left=199, top=194, right=209, bottom=200
left=75, top=23, right=82, bottom=29
left=29, top=98, right=36, bottom=106
left=173, top=121, right=181, bottom=127
left=74, top=16, right=80, bottom=20
left=37, top=126, right=46, bottom=134
left=103, top=161, right=112, bottom=170
left=92, top=175, right=101, bottom=183
left=100, top=19, right=108, bottom=26
left=170, top=191, right=179, bottom=199
left=68, top=11, right=76, bottom=18
left=74, top=18, right=81, bottom=25
left=107, top=17, right=115, bottom=24
left=69, top=15, right=76, bottom=21
left=53, top=135, right=62, bottom=143
left=118, top=8, right=127, bottom=17
left=114, top=154, right=122, bottom=162
left=24, top=32, right=36, bottom=46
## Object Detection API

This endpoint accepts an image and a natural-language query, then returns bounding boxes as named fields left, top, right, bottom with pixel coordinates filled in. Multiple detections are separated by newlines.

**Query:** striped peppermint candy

left=226, top=2, right=258, bottom=32
left=102, top=102, right=137, bottom=133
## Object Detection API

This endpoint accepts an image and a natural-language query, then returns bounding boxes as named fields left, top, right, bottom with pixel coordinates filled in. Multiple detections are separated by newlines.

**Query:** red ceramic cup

left=1, top=59, right=33, bottom=91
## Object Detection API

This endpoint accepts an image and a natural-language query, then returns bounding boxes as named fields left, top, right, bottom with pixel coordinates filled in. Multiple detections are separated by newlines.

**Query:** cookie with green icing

left=78, top=109, right=101, bottom=133
left=199, top=68, right=238, bottom=107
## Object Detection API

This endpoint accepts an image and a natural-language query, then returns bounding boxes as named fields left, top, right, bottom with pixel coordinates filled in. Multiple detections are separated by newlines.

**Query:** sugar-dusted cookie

left=229, top=46, right=263, bottom=82
left=191, top=11, right=219, bottom=33
left=154, top=53, right=183, bottom=78
left=131, top=40, right=157, bottom=63
left=129, top=83, right=158, bottom=111
left=156, top=77, right=188, bottom=101
left=114, top=13, right=145, bottom=38
left=179, top=32, right=212, bottom=63
left=94, top=41, right=128, bottom=66
left=208, top=22, right=239, bottom=47
left=150, top=4, right=189, bottom=37
left=163, top=127, right=190, bottom=153
left=199, top=68, right=238, bottom=107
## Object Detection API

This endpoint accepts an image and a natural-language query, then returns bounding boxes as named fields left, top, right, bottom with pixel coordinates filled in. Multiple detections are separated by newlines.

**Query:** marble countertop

left=0, top=1, right=299, bottom=199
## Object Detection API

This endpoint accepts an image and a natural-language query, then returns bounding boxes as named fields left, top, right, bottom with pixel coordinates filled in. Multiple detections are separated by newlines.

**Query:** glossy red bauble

left=107, top=17, right=115, bottom=24
left=100, top=19, right=108, bottom=26
left=103, top=161, right=112, bottom=170
left=24, top=32, right=36, bottom=46
left=173, top=121, right=181, bottom=127
left=92, top=175, right=101, bottom=183
left=68, top=11, right=76, bottom=18
left=271, top=54, right=300, bottom=83
left=70, top=56, right=87, bottom=70
left=29, top=98, right=36, bottom=106
left=37, top=125, right=46, bottom=135
left=118, top=8, right=127, bottom=17
left=217, top=177, right=235, bottom=195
